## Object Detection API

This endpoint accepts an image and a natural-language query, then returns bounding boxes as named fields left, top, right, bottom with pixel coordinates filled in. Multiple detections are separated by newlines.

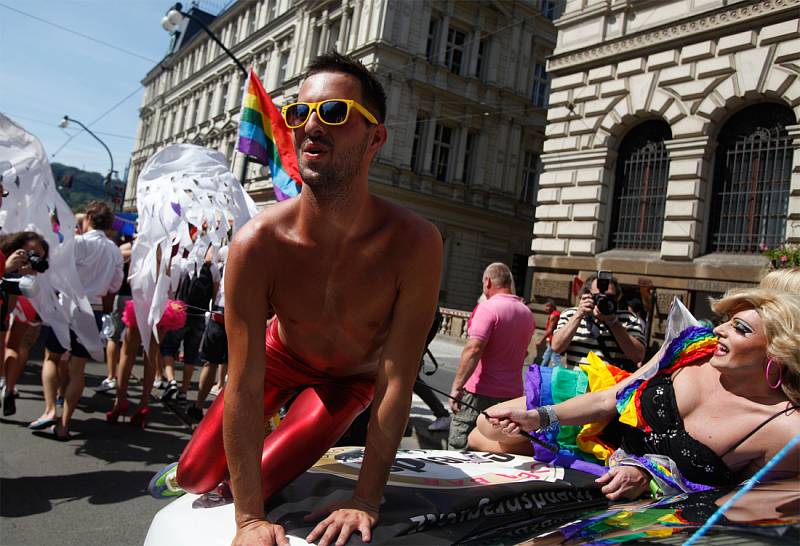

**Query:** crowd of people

left=0, top=200, right=232, bottom=438
left=2, top=51, right=799, bottom=546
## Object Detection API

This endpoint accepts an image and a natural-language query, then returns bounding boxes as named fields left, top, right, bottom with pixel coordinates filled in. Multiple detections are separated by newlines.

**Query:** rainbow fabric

left=237, top=68, right=302, bottom=201
left=616, top=326, right=717, bottom=431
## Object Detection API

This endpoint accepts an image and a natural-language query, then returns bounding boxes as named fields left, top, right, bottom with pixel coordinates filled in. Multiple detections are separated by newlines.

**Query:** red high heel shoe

left=106, top=400, right=130, bottom=424
left=130, top=406, right=151, bottom=429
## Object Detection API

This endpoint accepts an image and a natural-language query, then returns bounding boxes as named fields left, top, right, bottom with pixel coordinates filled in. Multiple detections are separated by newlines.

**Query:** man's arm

left=551, top=297, right=593, bottom=353
left=306, top=222, right=442, bottom=546
left=449, top=338, right=486, bottom=413
left=356, top=226, right=442, bottom=506
left=223, top=224, right=286, bottom=545
left=604, top=320, right=645, bottom=364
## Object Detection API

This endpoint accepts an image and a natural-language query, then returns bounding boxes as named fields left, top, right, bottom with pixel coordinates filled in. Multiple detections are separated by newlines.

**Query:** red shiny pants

left=176, top=320, right=374, bottom=498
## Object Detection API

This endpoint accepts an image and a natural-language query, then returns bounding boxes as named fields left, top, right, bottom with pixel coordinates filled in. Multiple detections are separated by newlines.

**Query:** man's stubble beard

left=298, top=134, right=370, bottom=205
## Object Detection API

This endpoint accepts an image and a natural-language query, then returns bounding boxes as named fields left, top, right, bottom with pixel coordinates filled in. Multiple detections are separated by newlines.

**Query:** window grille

left=610, top=121, right=671, bottom=250
left=431, top=124, right=453, bottom=181
left=709, top=104, right=794, bottom=253
left=446, top=28, right=467, bottom=75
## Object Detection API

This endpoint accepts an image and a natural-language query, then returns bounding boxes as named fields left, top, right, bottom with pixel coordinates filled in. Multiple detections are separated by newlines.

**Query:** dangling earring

left=766, top=358, right=783, bottom=390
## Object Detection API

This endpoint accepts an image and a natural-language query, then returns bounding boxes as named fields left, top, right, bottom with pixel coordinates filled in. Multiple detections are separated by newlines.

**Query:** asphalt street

left=0, top=336, right=464, bottom=546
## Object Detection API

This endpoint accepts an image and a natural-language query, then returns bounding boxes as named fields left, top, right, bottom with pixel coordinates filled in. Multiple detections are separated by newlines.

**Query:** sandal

left=28, top=417, right=58, bottom=430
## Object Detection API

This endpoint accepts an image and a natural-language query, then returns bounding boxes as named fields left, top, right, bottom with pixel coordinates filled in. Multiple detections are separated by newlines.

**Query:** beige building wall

left=126, top=0, right=558, bottom=310
left=532, top=0, right=799, bottom=346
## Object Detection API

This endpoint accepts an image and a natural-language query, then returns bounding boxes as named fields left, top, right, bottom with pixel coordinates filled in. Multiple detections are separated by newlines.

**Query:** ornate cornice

left=548, top=0, right=800, bottom=74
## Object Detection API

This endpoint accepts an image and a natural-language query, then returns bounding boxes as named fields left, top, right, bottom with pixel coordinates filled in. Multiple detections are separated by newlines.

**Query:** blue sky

left=1, top=1, right=195, bottom=177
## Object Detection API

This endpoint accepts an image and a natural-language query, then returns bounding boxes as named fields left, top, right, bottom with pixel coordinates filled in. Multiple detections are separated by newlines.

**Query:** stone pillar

left=786, top=125, right=800, bottom=244
left=437, top=16, right=449, bottom=66
left=348, top=0, right=362, bottom=50
left=467, top=29, right=480, bottom=77
left=660, top=136, right=712, bottom=260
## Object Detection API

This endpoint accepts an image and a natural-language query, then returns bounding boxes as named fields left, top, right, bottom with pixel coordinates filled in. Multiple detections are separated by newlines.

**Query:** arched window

left=609, top=120, right=671, bottom=250
left=708, top=103, right=795, bottom=253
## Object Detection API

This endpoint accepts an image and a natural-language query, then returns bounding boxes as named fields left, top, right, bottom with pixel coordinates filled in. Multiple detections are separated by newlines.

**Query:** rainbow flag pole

left=237, top=68, right=302, bottom=201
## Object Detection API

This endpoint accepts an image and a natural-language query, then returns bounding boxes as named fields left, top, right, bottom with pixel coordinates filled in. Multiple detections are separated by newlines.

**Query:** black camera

left=593, top=270, right=616, bottom=316
left=27, top=251, right=49, bottom=273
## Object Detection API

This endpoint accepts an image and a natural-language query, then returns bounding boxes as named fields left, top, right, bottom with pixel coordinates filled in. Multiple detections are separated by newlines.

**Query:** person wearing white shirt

left=39, top=201, right=123, bottom=440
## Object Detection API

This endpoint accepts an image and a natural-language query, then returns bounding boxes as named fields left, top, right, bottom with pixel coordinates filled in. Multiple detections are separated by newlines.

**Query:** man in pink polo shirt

left=447, top=262, right=535, bottom=449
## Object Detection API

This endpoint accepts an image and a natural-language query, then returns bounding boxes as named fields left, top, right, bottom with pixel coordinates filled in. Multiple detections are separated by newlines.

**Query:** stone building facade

left=125, top=0, right=559, bottom=310
left=531, top=0, right=799, bottom=347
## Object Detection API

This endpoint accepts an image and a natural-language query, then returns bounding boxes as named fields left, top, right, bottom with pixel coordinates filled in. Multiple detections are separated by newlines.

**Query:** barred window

left=708, top=103, right=794, bottom=253
left=610, top=120, right=671, bottom=250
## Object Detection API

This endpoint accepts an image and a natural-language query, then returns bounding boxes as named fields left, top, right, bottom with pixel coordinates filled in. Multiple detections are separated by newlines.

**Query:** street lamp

left=161, top=3, right=250, bottom=185
left=59, top=115, right=122, bottom=209
left=161, top=2, right=247, bottom=77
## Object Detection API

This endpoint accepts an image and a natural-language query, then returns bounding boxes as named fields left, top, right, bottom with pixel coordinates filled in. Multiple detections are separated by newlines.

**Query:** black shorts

left=200, top=313, right=227, bottom=364
left=44, top=310, right=104, bottom=359
left=160, top=318, right=204, bottom=366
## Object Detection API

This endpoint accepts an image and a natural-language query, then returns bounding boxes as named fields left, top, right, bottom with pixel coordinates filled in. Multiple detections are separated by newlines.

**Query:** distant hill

left=50, top=163, right=125, bottom=212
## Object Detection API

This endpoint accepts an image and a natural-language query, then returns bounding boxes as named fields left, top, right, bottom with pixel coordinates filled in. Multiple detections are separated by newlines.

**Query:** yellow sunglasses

left=281, top=99, right=379, bottom=128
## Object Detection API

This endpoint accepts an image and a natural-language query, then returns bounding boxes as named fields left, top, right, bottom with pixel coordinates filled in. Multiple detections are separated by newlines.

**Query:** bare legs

left=105, top=337, right=121, bottom=383
left=466, top=396, right=534, bottom=456
left=32, top=349, right=63, bottom=425
left=114, top=326, right=159, bottom=413
left=59, top=356, right=88, bottom=436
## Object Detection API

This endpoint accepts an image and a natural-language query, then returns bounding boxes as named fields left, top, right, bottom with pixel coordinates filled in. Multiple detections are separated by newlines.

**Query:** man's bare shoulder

left=373, top=196, right=441, bottom=250
left=230, top=200, right=297, bottom=256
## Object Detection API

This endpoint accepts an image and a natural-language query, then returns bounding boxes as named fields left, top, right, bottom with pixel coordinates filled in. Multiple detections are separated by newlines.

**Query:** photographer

left=550, top=272, right=645, bottom=372
left=0, top=231, right=50, bottom=415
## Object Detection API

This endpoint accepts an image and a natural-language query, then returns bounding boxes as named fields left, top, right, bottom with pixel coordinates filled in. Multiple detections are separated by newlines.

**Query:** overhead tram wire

left=0, top=2, right=159, bottom=64
left=51, top=86, right=143, bottom=160
left=1, top=112, right=137, bottom=142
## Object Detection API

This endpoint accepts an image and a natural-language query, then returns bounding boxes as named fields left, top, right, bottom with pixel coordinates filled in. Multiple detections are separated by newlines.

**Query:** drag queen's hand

left=232, top=519, right=289, bottom=546
left=485, top=407, right=540, bottom=434
left=305, top=497, right=378, bottom=546
left=595, top=466, right=650, bottom=500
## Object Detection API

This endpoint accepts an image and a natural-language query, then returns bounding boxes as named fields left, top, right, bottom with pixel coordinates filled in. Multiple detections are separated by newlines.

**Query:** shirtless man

left=171, top=53, right=442, bottom=546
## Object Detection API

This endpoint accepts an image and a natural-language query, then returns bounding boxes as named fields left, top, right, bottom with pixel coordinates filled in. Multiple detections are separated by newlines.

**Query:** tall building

left=125, top=0, right=558, bottom=310
left=532, top=0, right=799, bottom=345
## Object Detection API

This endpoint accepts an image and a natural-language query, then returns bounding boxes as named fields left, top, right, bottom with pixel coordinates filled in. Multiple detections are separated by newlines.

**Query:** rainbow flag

left=237, top=68, right=302, bottom=200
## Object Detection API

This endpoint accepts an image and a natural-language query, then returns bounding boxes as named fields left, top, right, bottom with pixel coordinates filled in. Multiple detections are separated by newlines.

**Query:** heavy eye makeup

left=732, top=318, right=754, bottom=335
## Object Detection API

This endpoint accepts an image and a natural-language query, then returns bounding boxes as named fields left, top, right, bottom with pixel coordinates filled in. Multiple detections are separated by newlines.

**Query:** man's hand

left=232, top=519, right=289, bottom=546
left=577, top=293, right=595, bottom=318
left=449, top=387, right=464, bottom=414
left=305, top=498, right=378, bottom=546
left=485, top=407, right=540, bottom=435
left=595, top=466, right=650, bottom=500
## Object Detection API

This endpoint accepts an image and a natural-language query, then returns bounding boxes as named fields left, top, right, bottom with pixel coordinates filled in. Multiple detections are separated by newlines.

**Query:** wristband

left=536, top=405, right=559, bottom=432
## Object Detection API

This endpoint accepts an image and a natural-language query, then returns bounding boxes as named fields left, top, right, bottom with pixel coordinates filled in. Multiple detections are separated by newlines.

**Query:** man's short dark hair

left=305, top=52, right=387, bottom=123
left=85, top=201, right=114, bottom=231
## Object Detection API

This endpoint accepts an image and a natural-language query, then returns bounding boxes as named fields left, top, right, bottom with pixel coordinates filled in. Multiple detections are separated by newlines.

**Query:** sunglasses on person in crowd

left=281, top=99, right=379, bottom=129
